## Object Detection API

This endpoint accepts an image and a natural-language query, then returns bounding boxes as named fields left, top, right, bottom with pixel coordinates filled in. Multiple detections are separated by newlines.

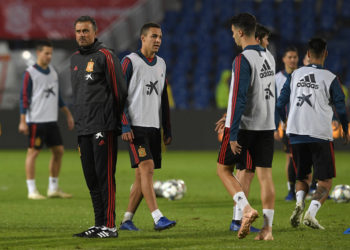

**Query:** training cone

left=343, top=228, right=350, bottom=234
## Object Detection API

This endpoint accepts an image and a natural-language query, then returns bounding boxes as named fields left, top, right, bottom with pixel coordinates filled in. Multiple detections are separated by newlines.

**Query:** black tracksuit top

left=70, top=39, right=127, bottom=136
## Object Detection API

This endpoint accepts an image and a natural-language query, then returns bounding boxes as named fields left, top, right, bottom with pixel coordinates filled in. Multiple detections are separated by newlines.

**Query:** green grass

left=0, top=149, right=350, bottom=249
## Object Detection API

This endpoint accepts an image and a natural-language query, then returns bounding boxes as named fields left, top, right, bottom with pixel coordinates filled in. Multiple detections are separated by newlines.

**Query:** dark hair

left=308, top=37, right=327, bottom=58
left=283, top=46, right=298, bottom=57
left=255, top=23, right=270, bottom=41
left=36, top=40, right=53, bottom=51
left=74, top=16, right=98, bottom=31
left=140, top=22, right=161, bottom=36
left=230, top=13, right=256, bottom=36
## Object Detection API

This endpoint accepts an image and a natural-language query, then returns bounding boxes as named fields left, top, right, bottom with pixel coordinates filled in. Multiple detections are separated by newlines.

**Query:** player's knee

left=27, top=148, right=40, bottom=159
left=53, top=146, right=64, bottom=158
left=216, top=164, right=224, bottom=177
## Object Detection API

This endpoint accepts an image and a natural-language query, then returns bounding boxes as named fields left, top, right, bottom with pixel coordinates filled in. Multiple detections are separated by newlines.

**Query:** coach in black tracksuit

left=71, top=16, right=127, bottom=238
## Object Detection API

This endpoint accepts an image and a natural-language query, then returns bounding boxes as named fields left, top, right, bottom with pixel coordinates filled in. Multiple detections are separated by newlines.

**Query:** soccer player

left=274, top=46, right=299, bottom=201
left=216, top=13, right=277, bottom=240
left=225, top=23, right=275, bottom=239
left=118, top=23, right=176, bottom=232
left=70, top=16, right=127, bottom=238
left=19, top=40, right=74, bottom=200
left=277, top=37, right=349, bottom=230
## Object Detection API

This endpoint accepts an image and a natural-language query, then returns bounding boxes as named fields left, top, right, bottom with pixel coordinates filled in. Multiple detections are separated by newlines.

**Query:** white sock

left=296, top=190, right=305, bottom=204
left=122, top=212, right=134, bottom=223
left=234, top=205, right=243, bottom=221
left=287, top=182, right=291, bottom=191
left=307, top=200, right=321, bottom=218
left=262, top=209, right=274, bottom=227
left=48, top=177, right=58, bottom=191
left=233, top=191, right=249, bottom=213
left=151, top=209, right=163, bottom=224
left=26, top=179, right=36, bottom=194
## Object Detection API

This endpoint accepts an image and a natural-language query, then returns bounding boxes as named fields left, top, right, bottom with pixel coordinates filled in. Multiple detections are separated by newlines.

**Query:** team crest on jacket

left=138, top=146, right=147, bottom=157
left=86, top=60, right=94, bottom=72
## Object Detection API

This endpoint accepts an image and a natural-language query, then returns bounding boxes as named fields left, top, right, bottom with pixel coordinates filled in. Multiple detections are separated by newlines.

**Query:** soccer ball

left=153, top=180, right=164, bottom=197
left=330, top=184, right=350, bottom=203
left=153, top=179, right=187, bottom=201
left=161, top=180, right=178, bottom=200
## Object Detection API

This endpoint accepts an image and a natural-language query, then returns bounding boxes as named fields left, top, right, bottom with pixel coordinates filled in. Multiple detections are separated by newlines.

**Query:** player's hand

left=282, top=121, right=287, bottom=131
left=342, top=132, right=350, bottom=145
left=122, top=130, right=134, bottom=142
left=332, top=120, right=340, bottom=130
left=163, top=136, right=172, bottom=145
left=274, top=131, right=281, bottom=141
left=215, top=114, right=226, bottom=133
left=67, top=115, right=74, bottom=130
left=18, top=121, right=29, bottom=135
left=230, top=141, right=242, bottom=155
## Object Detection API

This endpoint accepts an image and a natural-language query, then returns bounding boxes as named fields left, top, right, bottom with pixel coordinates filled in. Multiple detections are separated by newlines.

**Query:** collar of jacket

left=78, top=39, right=102, bottom=54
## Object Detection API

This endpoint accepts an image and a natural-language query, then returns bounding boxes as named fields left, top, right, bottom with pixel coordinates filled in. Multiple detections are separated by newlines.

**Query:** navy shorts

left=291, top=142, right=336, bottom=181
left=28, top=122, right=63, bottom=149
left=127, top=126, right=162, bottom=169
left=218, top=128, right=274, bottom=171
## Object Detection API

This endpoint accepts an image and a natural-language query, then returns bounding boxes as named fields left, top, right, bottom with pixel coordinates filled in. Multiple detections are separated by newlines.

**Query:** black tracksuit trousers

left=78, top=131, right=118, bottom=228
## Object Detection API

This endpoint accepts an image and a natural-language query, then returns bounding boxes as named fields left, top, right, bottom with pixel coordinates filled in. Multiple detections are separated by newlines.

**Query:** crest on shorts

left=138, top=146, right=146, bottom=157
left=86, top=59, right=94, bottom=72
left=35, top=137, right=41, bottom=147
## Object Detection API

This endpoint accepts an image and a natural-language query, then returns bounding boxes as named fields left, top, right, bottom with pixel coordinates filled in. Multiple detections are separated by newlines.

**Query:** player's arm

left=18, top=71, right=32, bottom=135
left=274, top=84, right=282, bottom=140
left=120, top=56, right=134, bottom=142
left=229, top=55, right=251, bottom=154
left=162, top=78, right=172, bottom=145
left=330, top=77, right=349, bottom=143
left=276, top=76, right=291, bottom=124
left=58, top=93, right=74, bottom=130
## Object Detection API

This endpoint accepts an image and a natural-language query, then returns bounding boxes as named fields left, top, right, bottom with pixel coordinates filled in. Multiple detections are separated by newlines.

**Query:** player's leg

left=120, top=168, right=142, bottom=231
left=217, top=128, right=258, bottom=239
left=282, top=131, right=295, bottom=201
left=303, top=142, right=335, bottom=230
left=290, top=143, right=312, bottom=228
left=26, top=148, right=44, bottom=199
left=138, top=159, right=157, bottom=212
left=138, top=159, right=176, bottom=230
left=46, top=123, right=71, bottom=198
left=217, top=163, right=258, bottom=239
left=231, top=155, right=259, bottom=233
left=286, top=152, right=296, bottom=201
left=26, top=123, right=46, bottom=199
left=49, top=145, right=64, bottom=178
left=126, top=127, right=175, bottom=230
left=250, top=131, right=274, bottom=240
left=306, top=174, right=317, bottom=200
left=254, top=167, right=275, bottom=240
left=47, top=145, right=72, bottom=198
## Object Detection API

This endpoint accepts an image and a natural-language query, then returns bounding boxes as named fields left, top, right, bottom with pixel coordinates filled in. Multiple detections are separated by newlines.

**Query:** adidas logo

left=296, top=73, right=318, bottom=89
left=260, top=59, right=274, bottom=78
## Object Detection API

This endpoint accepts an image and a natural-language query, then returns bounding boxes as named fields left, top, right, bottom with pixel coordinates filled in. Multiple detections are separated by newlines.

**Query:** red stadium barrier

left=0, top=0, right=139, bottom=39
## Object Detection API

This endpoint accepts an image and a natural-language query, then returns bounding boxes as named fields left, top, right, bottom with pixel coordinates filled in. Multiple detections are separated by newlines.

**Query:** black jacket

left=70, top=39, right=127, bottom=136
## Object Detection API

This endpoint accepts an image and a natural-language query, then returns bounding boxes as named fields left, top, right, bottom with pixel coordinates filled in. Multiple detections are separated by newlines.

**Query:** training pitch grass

left=0, top=150, right=349, bottom=249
